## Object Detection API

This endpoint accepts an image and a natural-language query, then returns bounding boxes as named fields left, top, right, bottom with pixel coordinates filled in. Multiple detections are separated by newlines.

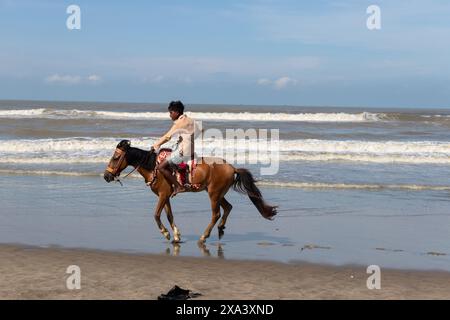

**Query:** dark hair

left=168, top=100, right=184, bottom=114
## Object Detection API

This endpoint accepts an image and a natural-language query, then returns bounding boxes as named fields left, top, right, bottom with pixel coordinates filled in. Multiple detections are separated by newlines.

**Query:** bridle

left=106, top=148, right=127, bottom=176
left=106, top=147, right=153, bottom=186
left=105, top=147, right=138, bottom=185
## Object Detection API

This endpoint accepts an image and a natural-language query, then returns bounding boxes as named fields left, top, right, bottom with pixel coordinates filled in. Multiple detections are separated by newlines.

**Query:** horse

left=103, top=140, right=277, bottom=243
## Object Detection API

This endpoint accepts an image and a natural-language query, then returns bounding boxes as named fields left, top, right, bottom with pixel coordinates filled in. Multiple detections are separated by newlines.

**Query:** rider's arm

left=152, top=121, right=182, bottom=150
left=152, top=130, right=171, bottom=150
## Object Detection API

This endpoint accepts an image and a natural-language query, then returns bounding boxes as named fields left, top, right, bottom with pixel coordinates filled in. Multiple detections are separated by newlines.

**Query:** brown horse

left=104, top=140, right=277, bottom=243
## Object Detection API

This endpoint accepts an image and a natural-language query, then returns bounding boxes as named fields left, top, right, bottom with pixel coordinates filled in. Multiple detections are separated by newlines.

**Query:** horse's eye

left=113, top=155, right=121, bottom=160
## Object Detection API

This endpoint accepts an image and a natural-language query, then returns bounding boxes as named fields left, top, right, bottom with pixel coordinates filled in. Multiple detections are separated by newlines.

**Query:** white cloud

left=87, top=74, right=101, bottom=82
left=257, top=78, right=271, bottom=85
left=142, top=75, right=193, bottom=85
left=45, top=74, right=81, bottom=85
left=274, top=76, right=297, bottom=89
left=257, top=76, right=298, bottom=89
left=45, top=74, right=102, bottom=85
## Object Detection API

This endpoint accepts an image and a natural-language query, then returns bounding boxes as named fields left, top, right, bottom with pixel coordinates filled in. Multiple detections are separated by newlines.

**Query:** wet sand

left=0, top=244, right=449, bottom=300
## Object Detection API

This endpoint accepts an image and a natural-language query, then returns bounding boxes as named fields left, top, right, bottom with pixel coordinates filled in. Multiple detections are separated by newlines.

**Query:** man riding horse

left=104, top=101, right=277, bottom=243
left=151, top=100, right=194, bottom=197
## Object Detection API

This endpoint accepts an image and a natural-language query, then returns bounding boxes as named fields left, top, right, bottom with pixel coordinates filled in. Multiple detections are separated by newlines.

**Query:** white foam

left=0, top=156, right=109, bottom=164
left=0, top=137, right=141, bottom=153
left=257, top=180, right=450, bottom=191
left=0, top=108, right=47, bottom=117
left=421, top=115, right=450, bottom=118
left=0, top=169, right=100, bottom=177
left=0, top=108, right=382, bottom=122
left=276, top=153, right=450, bottom=164
left=279, top=139, right=450, bottom=155
left=1, top=137, right=449, bottom=154
left=2, top=168, right=449, bottom=191
left=1, top=137, right=450, bottom=164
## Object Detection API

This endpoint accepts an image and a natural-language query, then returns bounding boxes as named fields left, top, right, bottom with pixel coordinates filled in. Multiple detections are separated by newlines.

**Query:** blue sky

left=0, top=0, right=449, bottom=108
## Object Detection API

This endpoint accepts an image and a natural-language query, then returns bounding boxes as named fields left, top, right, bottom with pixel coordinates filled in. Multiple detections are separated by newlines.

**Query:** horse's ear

left=117, top=140, right=131, bottom=150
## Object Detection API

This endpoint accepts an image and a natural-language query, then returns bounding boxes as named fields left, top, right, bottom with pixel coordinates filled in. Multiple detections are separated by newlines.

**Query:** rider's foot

left=171, top=186, right=186, bottom=198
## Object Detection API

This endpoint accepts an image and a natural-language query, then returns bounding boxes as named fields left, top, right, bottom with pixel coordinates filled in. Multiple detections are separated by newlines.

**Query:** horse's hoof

left=198, top=236, right=207, bottom=243
left=218, top=226, right=225, bottom=240
left=173, top=227, right=181, bottom=242
left=161, top=230, right=171, bottom=241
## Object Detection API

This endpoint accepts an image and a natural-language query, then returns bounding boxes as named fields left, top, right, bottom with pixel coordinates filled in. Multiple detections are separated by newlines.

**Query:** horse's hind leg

left=154, top=194, right=171, bottom=241
left=199, top=193, right=221, bottom=243
left=164, top=199, right=181, bottom=242
left=218, top=197, right=232, bottom=240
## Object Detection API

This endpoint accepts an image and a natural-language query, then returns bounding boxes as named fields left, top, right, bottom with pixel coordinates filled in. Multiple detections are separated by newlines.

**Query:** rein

left=107, top=147, right=155, bottom=186
left=115, top=165, right=138, bottom=186
left=121, top=165, right=139, bottom=179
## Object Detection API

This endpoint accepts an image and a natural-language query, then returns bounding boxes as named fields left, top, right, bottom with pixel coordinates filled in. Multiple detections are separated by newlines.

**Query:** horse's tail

left=233, top=168, right=277, bottom=220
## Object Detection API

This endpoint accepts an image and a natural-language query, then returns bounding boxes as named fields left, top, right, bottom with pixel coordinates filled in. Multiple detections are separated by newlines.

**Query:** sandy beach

left=2, top=0, right=450, bottom=305
left=0, top=244, right=449, bottom=300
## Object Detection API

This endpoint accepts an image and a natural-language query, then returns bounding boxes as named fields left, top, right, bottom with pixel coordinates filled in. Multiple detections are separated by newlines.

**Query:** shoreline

left=1, top=244, right=449, bottom=300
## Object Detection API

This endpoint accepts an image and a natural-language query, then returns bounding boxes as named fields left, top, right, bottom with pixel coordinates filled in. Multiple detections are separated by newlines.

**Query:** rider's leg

left=157, top=160, right=186, bottom=196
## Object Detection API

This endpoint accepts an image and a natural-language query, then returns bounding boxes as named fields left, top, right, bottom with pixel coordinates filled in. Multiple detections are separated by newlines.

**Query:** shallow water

left=0, top=174, right=448, bottom=271
left=0, top=100, right=449, bottom=271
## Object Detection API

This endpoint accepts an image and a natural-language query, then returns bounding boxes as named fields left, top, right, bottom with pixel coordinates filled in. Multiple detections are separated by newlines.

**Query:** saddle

left=156, top=148, right=201, bottom=190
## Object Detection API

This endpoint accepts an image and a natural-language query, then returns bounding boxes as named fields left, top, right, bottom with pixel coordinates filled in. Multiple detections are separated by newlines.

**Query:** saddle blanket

left=157, top=148, right=197, bottom=187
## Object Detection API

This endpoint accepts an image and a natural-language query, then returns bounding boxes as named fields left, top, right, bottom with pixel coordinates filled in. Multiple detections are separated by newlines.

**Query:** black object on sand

left=157, top=285, right=202, bottom=300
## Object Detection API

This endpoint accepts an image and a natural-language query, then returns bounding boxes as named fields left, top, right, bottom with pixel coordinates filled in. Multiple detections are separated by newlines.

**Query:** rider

left=152, top=101, right=195, bottom=197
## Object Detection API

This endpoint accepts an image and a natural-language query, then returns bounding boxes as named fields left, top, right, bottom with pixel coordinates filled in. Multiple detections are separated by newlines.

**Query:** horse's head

left=104, top=140, right=131, bottom=183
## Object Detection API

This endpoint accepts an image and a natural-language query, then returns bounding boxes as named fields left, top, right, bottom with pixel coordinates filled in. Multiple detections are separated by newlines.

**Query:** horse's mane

left=126, top=147, right=157, bottom=171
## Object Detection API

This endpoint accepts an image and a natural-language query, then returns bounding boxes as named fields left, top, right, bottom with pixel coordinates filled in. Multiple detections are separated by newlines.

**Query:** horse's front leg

left=154, top=194, right=171, bottom=241
left=164, top=199, right=181, bottom=242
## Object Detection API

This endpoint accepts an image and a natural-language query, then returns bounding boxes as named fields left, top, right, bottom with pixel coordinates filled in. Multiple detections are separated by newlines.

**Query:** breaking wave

left=0, top=108, right=382, bottom=122
left=1, top=168, right=449, bottom=192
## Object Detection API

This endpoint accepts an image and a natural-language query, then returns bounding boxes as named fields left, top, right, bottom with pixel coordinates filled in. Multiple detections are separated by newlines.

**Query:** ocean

left=0, top=100, right=449, bottom=271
